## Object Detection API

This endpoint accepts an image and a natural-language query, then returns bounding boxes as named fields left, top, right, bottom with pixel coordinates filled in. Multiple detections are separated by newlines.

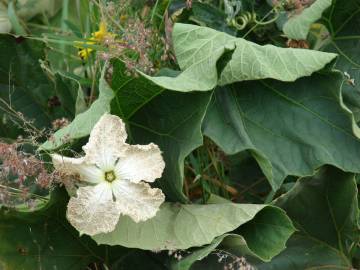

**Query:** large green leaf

left=143, top=23, right=336, bottom=92
left=126, top=91, right=212, bottom=202
left=0, top=188, right=127, bottom=270
left=283, top=0, right=332, bottom=40
left=255, top=166, right=359, bottom=269
left=93, top=202, right=294, bottom=256
left=203, top=72, right=360, bottom=190
left=40, top=67, right=114, bottom=150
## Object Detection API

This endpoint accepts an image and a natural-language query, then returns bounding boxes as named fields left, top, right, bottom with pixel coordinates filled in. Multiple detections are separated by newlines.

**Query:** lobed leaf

left=143, top=23, right=337, bottom=92
left=203, top=72, right=360, bottom=190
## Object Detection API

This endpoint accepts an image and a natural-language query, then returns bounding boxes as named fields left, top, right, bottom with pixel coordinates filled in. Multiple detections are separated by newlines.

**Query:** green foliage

left=110, top=59, right=164, bottom=120
left=283, top=0, right=332, bottom=40
left=321, top=0, right=360, bottom=124
left=0, top=35, right=78, bottom=139
left=0, top=188, right=128, bottom=270
left=255, top=166, right=359, bottom=269
left=143, top=23, right=337, bottom=91
left=172, top=205, right=295, bottom=270
left=40, top=67, right=113, bottom=150
left=93, top=201, right=294, bottom=254
left=203, top=71, right=360, bottom=190
left=126, top=90, right=212, bottom=202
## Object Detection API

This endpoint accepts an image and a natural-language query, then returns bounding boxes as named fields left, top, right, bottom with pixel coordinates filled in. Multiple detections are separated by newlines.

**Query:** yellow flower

left=76, top=21, right=114, bottom=60
left=78, top=47, right=94, bottom=59
left=93, top=21, right=108, bottom=41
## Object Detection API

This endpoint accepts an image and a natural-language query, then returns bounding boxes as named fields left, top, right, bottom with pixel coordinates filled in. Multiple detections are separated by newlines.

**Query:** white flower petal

left=115, top=143, right=165, bottom=183
left=66, top=182, right=121, bottom=236
left=112, top=180, right=165, bottom=222
left=83, top=113, right=127, bottom=169
left=51, top=154, right=103, bottom=184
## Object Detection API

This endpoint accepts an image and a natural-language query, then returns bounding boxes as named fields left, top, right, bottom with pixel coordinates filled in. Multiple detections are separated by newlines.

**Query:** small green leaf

left=143, top=23, right=337, bottom=92
left=40, top=66, right=114, bottom=150
left=283, top=0, right=332, bottom=40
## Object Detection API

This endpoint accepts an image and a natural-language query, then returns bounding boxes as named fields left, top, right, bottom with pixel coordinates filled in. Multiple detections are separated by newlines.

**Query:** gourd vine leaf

left=93, top=201, right=295, bottom=262
left=203, top=71, right=360, bottom=190
left=142, top=23, right=337, bottom=92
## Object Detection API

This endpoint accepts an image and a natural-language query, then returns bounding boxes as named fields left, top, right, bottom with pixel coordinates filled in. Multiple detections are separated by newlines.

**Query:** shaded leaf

left=255, top=166, right=359, bottom=269
left=320, top=0, right=360, bottom=122
left=189, top=2, right=236, bottom=35
left=54, top=72, right=85, bottom=117
left=0, top=35, right=74, bottom=139
left=172, top=236, right=227, bottom=270
left=40, top=66, right=114, bottom=150
left=111, top=59, right=163, bottom=120
left=110, top=250, right=167, bottom=270
left=0, top=188, right=127, bottom=270
left=203, top=72, right=360, bottom=190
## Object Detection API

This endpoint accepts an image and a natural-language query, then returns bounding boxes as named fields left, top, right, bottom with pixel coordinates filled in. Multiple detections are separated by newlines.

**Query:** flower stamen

left=104, top=171, right=116, bottom=182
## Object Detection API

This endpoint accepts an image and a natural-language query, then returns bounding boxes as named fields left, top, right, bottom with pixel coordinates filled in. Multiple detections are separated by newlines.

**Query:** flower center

left=104, top=170, right=116, bottom=182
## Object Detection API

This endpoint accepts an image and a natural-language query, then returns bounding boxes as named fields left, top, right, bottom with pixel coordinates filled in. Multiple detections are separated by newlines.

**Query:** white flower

left=52, top=114, right=165, bottom=236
